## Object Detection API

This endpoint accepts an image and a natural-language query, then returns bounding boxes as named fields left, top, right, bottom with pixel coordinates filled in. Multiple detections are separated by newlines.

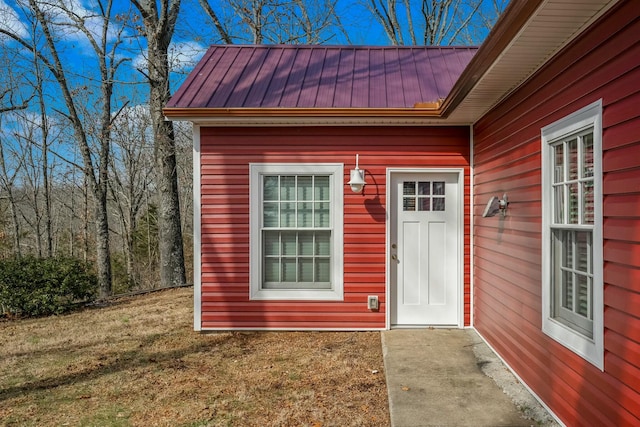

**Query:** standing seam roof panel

left=369, top=49, right=387, bottom=108
left=398, top=48, right=424, bottom=107
left=279, top=48, right=312, bottom=107
left=384, top=49, right=405, bottom=107
left=177, top=48, right=226, bottom=108
left=315, top=48, right=340, bottom=108
left=333, top=49, right=356, bottom=107
left=167, top=45, right=479, bottom=109
left=208, top=48, right=251, bottom=107
left=352, top=49, right=371, bottom=108
left=243, top=48, right=284, bottom=107
left=225, top=48, right=269, bottom=107
left=298, top=48, right=326, bottom=108
left=262, top=48, right=298, bottom=107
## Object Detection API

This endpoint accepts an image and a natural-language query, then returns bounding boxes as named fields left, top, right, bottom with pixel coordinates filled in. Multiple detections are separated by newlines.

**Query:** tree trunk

left=152, top=87, right=186, bottom=287
left=133, top=0, right=187, bottom=288
left=94, top=193, right=112, bottom=298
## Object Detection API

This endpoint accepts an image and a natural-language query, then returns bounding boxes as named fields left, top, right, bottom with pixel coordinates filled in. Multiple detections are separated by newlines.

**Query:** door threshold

left=390, top=324, right=461, bottom=329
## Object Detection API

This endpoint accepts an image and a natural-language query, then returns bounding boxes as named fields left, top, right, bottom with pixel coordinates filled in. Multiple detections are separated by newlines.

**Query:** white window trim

left=541, top=99, right=604, bottom=370
left=249, top=163, right=344, bottom=300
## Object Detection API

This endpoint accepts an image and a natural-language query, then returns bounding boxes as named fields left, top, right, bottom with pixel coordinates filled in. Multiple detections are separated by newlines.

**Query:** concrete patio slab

left=381, top=329, right=558, bottom=427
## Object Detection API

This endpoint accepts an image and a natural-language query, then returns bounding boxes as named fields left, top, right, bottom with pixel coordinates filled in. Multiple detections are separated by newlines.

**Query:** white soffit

left=448, top=0, right=619, bottom=124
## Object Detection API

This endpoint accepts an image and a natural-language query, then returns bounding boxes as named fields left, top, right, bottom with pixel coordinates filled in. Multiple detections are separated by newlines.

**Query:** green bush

left=0, top=256, right=98, bottom=317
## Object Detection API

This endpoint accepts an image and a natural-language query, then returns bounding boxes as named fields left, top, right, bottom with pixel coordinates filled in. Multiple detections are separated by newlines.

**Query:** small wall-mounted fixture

left=367, top=295, right=379, bottom=310
left=482, top=193, right=509, bottom=217
left=348, top=154, right=367, bottom=193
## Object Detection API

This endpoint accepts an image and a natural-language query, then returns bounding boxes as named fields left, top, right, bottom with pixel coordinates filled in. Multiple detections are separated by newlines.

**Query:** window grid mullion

left=577, top=134, right=584, bottom=225
left=571, top=231, right=578, bottom=314
left=261, top=172, right=333, bottom=288
left=563, top=141, right=568, bottom=225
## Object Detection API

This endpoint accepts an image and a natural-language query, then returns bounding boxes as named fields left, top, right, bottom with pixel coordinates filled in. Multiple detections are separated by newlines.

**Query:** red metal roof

left=167, top=45, right=478, bottom=109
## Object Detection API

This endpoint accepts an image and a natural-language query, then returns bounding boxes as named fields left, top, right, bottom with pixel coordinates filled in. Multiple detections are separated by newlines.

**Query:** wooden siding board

left=605, top=285, right=640, bottom=318
left=473, top=3, right=640, bottom=425
left=605, top=241, right=640, bottom=268
left=603, top=168, right=640, bottom=195
left=604, top=218, right=640, bottom=242
left=602, top=143, right=640, bottom=174
left=606, top=329, right=640, bottom=370
left=199, top=126, right=470, bottom=330
left=606, top=307, right=640, bottom=344
left=605, top=263, right=640, bottom=292
left=602, top=117, right=640, bottom=151
left=604, top=194, right=640, bottom=218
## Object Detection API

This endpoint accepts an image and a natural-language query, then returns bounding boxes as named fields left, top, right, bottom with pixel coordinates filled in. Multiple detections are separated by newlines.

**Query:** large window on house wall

left=541, top=100, right=603, bottom=370
left=249, top=164, right=344, bottom=300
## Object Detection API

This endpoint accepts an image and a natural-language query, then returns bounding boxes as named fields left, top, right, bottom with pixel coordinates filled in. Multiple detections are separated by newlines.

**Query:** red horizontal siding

left=198, top=126, right=470, bottom=330
left=473, top=2, right=640, bottom=425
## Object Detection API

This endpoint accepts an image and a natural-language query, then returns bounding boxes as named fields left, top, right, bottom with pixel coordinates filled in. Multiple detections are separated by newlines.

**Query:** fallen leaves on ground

left=0, top=288, right=390, bottom=426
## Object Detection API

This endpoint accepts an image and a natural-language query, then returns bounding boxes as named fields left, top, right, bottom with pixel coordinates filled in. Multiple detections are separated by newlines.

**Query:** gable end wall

left=198, top=126, right=471, bottom=330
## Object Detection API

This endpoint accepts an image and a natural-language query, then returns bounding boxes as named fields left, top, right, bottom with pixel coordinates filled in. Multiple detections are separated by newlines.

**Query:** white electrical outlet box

left=367, top=295, right=379, bottom=310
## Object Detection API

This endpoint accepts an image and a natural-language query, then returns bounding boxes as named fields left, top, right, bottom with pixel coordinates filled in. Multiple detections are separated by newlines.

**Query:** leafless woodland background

left=0, top=0, right=505, bottom=296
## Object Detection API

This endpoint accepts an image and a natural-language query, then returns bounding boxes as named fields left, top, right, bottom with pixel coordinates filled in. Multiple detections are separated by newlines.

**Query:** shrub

left=0, top=256, right=98, bottom=317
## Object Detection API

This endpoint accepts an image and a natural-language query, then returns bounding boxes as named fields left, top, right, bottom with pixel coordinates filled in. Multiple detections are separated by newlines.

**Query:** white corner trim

left=469, top=125, right=475, bottom=328
left=192, top=125, right=202, bottom=331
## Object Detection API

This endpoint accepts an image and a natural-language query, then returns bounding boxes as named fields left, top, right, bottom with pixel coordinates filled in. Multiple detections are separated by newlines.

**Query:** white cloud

left=34, top=0, right=124, bottom=49
left=133, top=40, right=206, bottom=74
left=0, top=0, right=29, bottom=39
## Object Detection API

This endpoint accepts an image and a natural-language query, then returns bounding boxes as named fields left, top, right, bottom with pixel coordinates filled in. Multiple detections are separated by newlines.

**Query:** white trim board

left=192, top=125, right=202, bottom=331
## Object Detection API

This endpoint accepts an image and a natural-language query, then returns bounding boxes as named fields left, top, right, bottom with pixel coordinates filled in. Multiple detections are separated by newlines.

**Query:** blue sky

left=0, top=0, right=503, bottom=119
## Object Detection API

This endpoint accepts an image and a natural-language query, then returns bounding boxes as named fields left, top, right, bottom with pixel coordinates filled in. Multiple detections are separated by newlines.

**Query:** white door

left=390, top=172, right=460, bottom=326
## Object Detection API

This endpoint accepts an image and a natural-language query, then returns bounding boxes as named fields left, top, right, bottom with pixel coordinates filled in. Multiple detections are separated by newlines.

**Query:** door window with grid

left=542, top=100, right=603, bottom=369
left=402, top=181, right=446, bottom=212
left=250, top=164, right=343, bottom=300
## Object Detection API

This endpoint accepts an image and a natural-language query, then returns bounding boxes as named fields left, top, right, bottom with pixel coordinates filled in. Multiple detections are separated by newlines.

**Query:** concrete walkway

left=381, top=329, right=558, bottom=427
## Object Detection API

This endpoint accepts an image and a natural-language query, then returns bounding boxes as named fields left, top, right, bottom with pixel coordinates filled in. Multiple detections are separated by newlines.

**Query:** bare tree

left=108, top=104, right=155, bottom=288
left=365, top=0, right=504, bottom=45
left=0, top=50, right=33, bottom=257
left=0, top=0, right=129, bottom=296
left=0, top=117, right=25, bottom=257
left=33, top=43, right=53, bottom=257
left=198, top=0, right=345, bottom=44
left=130, top=0, right=187, bottom=288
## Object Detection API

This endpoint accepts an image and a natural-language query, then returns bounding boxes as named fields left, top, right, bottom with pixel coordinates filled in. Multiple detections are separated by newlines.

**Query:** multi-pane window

left=262, top=175, right=331, bottom=289
left=402, top=181, right=445, bottom=211
left=550, top=130, right=594, bottom=338
left=542, top=100, right=603, bottom=370
left=249, top=164, right=343, bottom=300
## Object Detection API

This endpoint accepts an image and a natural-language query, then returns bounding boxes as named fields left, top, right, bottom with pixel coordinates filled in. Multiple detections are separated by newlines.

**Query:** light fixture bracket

left=482, top=193, right=509, bottom=217
left=348, top=154, right=366, bottom=193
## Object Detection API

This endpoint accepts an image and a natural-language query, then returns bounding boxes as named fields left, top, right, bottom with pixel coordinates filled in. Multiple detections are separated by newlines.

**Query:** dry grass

left=0, top=288, right=389, bottom=426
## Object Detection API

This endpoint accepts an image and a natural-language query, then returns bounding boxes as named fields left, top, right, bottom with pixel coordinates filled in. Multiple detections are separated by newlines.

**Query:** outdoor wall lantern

left=348, top=154, right=367, bottom=193
left=482, top=193, right=509, bottom=217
